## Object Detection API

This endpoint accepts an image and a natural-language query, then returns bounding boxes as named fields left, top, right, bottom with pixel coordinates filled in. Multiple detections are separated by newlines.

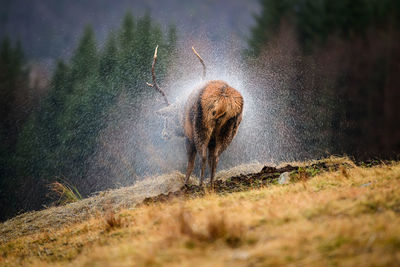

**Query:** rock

left=278, top=172, right=291, bottom=184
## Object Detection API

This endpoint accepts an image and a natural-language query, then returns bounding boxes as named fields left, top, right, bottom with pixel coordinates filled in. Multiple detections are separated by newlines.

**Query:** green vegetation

left=0, top=37, right=29, bottom=218
left=247, top=0, right=400, bottom=55
left=0, top=12, right=177, bottom=220
left=48, top=180, right=82, bottom=205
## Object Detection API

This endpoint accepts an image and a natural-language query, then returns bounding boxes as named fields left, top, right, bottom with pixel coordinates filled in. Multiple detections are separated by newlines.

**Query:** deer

left=146, top=45, right=243, bottom=187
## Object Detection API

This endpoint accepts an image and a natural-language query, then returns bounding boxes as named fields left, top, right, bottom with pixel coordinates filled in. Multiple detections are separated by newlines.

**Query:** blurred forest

left=0, top=0, right=257, bottom=59
left=245, top=0, right=400, bottom=160
left=0, top=13, right=177, bottom=220
left=1, top=0, right=400, bottom=221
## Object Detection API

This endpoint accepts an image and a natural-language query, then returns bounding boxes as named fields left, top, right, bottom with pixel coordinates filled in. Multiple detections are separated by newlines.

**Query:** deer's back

left=183, top=80, right=243, bottom=145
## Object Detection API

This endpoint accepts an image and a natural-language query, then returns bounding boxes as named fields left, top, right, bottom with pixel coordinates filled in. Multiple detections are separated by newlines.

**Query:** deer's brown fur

left=183, top=80, right=243, bottom=186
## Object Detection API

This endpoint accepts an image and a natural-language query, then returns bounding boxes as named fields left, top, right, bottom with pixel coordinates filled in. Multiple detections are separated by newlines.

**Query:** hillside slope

left=1, top=158, right=400, bottom=266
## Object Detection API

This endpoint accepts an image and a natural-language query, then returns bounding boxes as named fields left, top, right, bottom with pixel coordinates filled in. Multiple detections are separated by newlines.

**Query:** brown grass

left=0, top=158, right=399, bottom=266
left=104, top=210, right=123, bottom=230
left=175, top=208, right=245, bottom=247
left=0, top=163, right=263, bottom=244
left=48, top=181, right=82, bottom=205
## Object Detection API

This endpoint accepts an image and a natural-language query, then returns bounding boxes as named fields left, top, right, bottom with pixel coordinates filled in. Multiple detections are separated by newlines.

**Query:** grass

left=0, top=158, right=400, bottom=266
left=104, top=210, right=123, bottom=231
left=48, top=180, right=82, bottom=205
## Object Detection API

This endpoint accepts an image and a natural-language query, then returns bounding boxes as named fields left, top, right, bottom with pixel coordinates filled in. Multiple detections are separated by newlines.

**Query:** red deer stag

left=147, top=46, right=243, bottom=187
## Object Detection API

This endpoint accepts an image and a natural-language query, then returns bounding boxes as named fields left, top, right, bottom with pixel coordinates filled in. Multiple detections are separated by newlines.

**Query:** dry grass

left=0, top=163, right=262, bottom=244
left=1, top=158, right=400, bottom=266
left=48, top=181, right=82, bottom=205
left=175, top=208, right=245, bottom=247
left=104, top=210, right=123, bottom=231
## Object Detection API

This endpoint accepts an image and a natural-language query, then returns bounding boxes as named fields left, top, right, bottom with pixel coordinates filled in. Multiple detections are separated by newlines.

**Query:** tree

left=247, top=0, right=292, bottom=57
left=246, top=0, right=400, bottom=159
left=0, top=37, right=30, bottom=220
left=70, top=25, right=99, bottom=84
left=0, top=37, right=28, bottom=176
left=118, top=12, right=137, bottom=88
left=3, top=12, right=179, bottom=220
left=100, top=33, right=119, bottom=83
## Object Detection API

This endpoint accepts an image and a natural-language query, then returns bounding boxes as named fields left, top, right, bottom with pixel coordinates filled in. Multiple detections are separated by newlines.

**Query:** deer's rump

left=183, top=80, right=243, bottom=146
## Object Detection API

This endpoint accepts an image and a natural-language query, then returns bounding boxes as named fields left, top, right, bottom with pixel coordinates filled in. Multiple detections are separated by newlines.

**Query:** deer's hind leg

left=208, top=139, right=219, bottom=188
left=194, top=127, right=212, bottom=187
left=208, top=150, right=219, bottom=188
left=184, top=138, right=196, bottom=185
left=199, top=145, right=207, bottom=186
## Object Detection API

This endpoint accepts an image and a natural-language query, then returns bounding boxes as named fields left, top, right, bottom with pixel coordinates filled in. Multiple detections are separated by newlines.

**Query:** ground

left=1, top=157, right=400, bottom=266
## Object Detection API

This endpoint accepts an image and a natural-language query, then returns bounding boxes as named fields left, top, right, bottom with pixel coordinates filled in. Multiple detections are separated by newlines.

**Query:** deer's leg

left=184, top=139, right=196, bottom=185
left=209, top=146, right=220, bottom=188
left=199, top=145, right=207, bottom=186
left=210, top=156, right=219, bottom=187
left=207, top=145, right=216, bottom=187
left=207, top=153, right=214, bottom=180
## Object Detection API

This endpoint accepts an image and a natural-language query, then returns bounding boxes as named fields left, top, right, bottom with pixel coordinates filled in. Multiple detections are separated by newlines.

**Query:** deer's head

left=147, top=46, right=205, bottom=140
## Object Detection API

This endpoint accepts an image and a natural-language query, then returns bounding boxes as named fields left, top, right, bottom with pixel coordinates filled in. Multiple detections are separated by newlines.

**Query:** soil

left=142, top=161, right=353, bottom=205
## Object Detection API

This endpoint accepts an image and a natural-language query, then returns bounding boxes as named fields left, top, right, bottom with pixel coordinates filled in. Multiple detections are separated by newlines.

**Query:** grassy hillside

left=1, top=157, right=400, bottom=266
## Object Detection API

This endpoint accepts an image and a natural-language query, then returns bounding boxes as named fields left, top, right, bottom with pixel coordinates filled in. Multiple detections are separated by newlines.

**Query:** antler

left=192, top=46, right=206, bottom=80
left=146, top=45, right=170, bottom=106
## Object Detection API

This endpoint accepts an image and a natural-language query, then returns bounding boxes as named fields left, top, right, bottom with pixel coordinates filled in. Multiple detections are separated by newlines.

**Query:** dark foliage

left=0, top=12, right=177, bottom=221
left=246, top=0, right=400, bottom=160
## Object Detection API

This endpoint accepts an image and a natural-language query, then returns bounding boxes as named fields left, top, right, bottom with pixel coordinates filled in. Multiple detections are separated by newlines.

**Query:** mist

left=85, top=35, right=328, bottom=193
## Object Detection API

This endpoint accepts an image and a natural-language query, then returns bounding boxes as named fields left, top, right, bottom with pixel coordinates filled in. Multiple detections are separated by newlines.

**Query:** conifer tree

left=247, top=0, right=292, bottom=56
left=70, top=25, right=99, bottom=84
left=6, top=12, right=180, bottom=218
left=119, top=12, right=136, bottom=87
left=15, top=60, right=70, bottom=179
left=100, top=33, right=119, bottom=83
left=0, top=37, right=28, bottom=179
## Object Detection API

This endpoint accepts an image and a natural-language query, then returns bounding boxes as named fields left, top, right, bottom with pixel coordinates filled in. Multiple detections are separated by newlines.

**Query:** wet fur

left=183, top=80, right=243, bottom=186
